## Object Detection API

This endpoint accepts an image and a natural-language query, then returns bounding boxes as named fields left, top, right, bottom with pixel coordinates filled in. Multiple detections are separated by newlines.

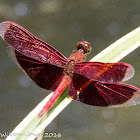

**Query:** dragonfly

left=0, top=21, right=140, bottom=118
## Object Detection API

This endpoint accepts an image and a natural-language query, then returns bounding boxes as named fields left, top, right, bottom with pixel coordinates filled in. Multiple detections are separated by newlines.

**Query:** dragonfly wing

left=74, top=61, right=134, bottom=83
left=0, top=21, right=67, bottom=67
left=68, top=72, right=140, bottom=107
left=68, top=74, right=110, bottom=106
left=78, top=81, right=140, bottom=107
left=68, top=73, right=90, bottom=100
left=15, top=50, right=64, bottom=90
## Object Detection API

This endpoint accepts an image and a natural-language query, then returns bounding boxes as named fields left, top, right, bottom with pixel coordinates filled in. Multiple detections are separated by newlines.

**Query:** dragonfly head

left=76, top=41, right=92, bottom=54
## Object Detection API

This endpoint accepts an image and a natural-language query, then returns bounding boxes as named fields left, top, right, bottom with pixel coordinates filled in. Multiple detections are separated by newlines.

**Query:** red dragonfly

left=0, top=21, right=140, bottom=118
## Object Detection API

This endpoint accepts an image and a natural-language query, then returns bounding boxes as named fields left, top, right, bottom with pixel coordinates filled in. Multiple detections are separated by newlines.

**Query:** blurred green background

left=0, top=0, right=140, bottom=140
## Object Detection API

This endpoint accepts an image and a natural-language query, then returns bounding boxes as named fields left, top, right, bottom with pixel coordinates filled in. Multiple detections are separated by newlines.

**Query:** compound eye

left=76, top=42, right=84, bottom=50
left=76, top=41, right=92, bottom=54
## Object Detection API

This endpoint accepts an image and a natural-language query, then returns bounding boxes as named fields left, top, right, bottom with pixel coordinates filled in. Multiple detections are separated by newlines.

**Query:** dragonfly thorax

left=63, top=59, right=75, bottom=78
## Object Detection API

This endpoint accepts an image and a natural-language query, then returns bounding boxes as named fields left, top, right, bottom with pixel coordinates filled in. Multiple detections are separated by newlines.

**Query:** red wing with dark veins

left=0, top=21, right=67, bottom=67
left=78, top=81, right=140, bottom=107
left=74, top=62, right=134, bottom=83
left=68, top=73, right=140, bottom=107
left=15, top=51, right=64, bottom=90
left=68, top=73, right=90, bottom=100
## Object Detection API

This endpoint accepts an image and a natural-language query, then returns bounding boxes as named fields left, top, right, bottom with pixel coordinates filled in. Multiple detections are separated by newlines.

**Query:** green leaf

left=91, top=26, right=140, bottom=63
left=6, top=27, right=140, bottom=140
